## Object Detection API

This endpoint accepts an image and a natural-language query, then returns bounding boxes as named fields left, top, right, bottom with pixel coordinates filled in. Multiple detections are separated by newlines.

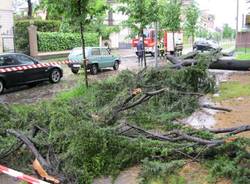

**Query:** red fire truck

left=131, top=29, right=183, bottom=56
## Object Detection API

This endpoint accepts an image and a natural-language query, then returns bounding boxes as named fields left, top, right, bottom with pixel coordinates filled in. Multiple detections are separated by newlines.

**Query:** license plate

left=73, top=64, right=81, bottom=68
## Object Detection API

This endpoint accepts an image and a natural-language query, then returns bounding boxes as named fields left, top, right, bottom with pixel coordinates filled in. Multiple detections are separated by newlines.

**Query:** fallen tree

left=167, top=49, right=250, bottom=71
left=0, top=58, right=249, bottom=184
left=116, top=123, right=250, bottom=146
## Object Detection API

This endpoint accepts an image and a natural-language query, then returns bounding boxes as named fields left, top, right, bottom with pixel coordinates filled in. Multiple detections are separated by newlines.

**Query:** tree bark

left=172, top=32, right=175, bottom=55
left=27, top=0, right=32, bottom=18
left=117, top=123, right=224, bottom=146
left=78, top=0, right=89, bottom=88
left=6, top=129, right=52, bottom=173
left=141, top=27, right=147, bottom=68
left=207, top=125, right=250, bottom=135
left=202, top=104, right=232, bottom=112
left=107, top=87, right=203, bottom=124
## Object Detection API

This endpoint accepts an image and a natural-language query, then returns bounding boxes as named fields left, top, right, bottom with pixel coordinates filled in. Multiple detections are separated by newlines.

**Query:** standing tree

left=160, top=0, right=181, bottom=52
left=27, top=0, right=32, bottom=18
left=37, top=0, right=64, bottom=20
left=119, top=0, right=158, bottom=68
left=184, top=2, right=199, bottom=44
left=223, top=24, right=236, bottom=39
left=13, top=0, right=33, bottom=18
left=48, top=0, right=107, bottom=88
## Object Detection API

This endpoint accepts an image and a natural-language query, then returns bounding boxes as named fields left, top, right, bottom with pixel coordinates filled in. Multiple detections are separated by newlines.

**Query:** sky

left=196, top=0, right=245, bottom=29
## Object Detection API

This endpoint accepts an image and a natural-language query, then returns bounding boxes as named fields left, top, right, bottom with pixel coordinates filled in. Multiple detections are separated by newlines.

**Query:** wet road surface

left=0, top=56, right=164, bottom=104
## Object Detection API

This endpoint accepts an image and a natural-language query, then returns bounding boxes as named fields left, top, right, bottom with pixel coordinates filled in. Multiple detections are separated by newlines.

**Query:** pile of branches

left=0, top=57, right=249, bottom=183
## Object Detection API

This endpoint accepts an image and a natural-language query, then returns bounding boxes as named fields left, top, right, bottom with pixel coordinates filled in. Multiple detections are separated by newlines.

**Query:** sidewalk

left=111, top=49, right=136, bottom=58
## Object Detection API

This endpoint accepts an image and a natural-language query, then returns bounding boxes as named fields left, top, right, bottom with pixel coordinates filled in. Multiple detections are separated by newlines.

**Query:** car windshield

left=70, top=48, right=90, bottom=57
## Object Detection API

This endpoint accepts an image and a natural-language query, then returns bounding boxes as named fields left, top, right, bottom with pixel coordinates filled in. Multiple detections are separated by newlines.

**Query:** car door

left=14, top=54, right=47, bottom=82
left=101, top=48, right=114, bottom=67
left=91, top=48, right=102, bottom=68
left=0, top=55, right=24, bottom=86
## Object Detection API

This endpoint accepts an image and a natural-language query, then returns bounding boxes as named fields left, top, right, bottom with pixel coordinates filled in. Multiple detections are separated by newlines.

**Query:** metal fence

left=2, top=36, right=15, bottom=52
left=236, top=32, right=250, bottom=53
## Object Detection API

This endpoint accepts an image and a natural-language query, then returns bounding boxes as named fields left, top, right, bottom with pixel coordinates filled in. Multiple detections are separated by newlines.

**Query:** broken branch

left=202, top=104, right=232, bottom=112
left=6, top=129, right=52, bottom=173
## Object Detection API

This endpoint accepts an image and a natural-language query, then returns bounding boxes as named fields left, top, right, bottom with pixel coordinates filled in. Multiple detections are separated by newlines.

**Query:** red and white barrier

left=0, top=60, right=71, bottom=73
left=0, top=164, right=50, bottom=184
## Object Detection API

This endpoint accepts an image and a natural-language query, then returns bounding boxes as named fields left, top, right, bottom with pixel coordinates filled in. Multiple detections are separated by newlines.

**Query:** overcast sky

left=196, top=0, right=246, bottom=29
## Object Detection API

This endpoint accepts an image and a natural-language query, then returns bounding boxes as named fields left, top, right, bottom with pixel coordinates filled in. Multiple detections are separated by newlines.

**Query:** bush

left=37, top=32, right=99, bottom=52
left=14, top=19, right=61, bottom=53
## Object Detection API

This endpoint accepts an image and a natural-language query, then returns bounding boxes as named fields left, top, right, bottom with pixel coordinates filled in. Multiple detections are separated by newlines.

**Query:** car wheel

left=49, top=69, right=61, bottom=83
left=0, top=79, right=5, bottom=94
left=90, top=64, right=98, bottom=75
left=113, top=61, right=119, bottom=70
left=71, top=68, right=79, bottom=74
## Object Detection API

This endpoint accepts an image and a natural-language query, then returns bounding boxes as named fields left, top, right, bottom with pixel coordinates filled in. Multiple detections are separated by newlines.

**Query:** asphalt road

left=0, top=56, right=164, bottom=104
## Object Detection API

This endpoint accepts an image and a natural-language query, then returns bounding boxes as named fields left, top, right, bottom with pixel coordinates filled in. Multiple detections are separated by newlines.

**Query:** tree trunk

left=191, top=33, right=194, bottom=46
left=141, top=28, right=147, bottom=68
left=78, top=0, right=89, bottom=88
left=172, top=32, right=175, bottom=54
left=27, top=0, right=32, bottom=18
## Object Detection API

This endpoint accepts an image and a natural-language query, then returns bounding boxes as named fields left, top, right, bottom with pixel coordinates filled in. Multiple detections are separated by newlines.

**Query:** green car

left=68, top=47, right=121, bottom=75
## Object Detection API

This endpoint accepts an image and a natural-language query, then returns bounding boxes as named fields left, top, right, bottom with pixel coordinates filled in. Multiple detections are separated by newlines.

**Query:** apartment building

left=238, top=0, right=250, bottom=31
left=106, top=0, right=131, bottom=49
left=236, top=0, right=250, bottom=48
left=200, top=10, right=215, bottom=31
left=0, top=0, right=14, bottom=53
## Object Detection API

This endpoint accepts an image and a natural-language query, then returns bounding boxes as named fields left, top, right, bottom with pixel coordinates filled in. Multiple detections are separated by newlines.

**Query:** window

left=91, top=48, right=101, bottom=56
left=0, top=56, right=18, bottom=66
left=101, top=48, right=110, bottom=55
left=15, top=55, right=35, bottom=65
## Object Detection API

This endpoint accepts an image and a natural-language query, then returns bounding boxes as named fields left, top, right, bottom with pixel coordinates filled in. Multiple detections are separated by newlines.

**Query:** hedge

left=15, top=19, right=61, bottom=53
left=37, top=32, right=99, bottom=52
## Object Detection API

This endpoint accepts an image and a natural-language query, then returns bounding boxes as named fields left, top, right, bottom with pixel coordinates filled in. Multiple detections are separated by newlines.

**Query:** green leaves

left=160, top=0, right=181, bottom=32
left=15, top=19, right=61, bottom=53
left=45, top=0, right=107, bottom=26
left=184, top=2, right=199, bottom=41
left=37, top=32, right=99, bottom=52
left=223, top=24, right=236, bottom=39
left=119, top=0, right=159, bottom=32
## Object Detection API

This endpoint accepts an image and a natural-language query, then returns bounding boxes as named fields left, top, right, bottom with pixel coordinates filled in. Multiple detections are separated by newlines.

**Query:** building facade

left=238, top=0, right=250, bottom=31
left=200, top=10, right=215, bottom=31
left=0, top=0, right=14, bottom=53
left=106, top=0, right=131, bottom=49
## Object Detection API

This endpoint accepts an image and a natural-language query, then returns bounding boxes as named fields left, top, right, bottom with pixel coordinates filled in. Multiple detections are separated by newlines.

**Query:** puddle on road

left=181, top=98, right=217, bottom=129
left=181, top=70, right=250, bottom=129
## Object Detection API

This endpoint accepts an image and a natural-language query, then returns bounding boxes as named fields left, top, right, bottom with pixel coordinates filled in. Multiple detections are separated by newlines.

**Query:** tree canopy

left=160, top=0, right=181, bottom=33
left=184, top=2, right=199, bottom=43
left=119, top=0, right=158, bottom=34
left=223, top=24, right=235, bottom=39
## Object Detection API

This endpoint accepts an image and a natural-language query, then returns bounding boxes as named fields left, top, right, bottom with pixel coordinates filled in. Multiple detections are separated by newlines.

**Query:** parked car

left=68, top=47, right=121, bottom=75
left=193, top=38, right=220, bottom=51
left=0, top=53, right=63, bottom=94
